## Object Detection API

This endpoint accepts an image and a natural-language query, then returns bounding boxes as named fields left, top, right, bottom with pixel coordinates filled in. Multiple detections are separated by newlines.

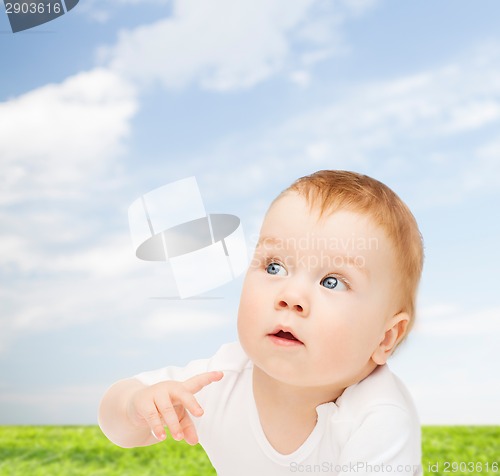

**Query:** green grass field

left=0, top=426, right=498, bottom=475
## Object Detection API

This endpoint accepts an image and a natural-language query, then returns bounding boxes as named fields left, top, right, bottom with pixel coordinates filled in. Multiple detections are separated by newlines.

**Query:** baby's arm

left=98, top=371, right=223, bottom=448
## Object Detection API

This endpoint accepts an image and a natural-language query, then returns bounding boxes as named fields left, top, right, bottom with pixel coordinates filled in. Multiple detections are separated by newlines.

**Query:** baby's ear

left=371, top=312, right=410, bottom=365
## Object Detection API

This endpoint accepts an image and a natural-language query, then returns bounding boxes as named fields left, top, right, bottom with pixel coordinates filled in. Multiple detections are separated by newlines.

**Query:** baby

left=99, top=170, right=424, bottom=476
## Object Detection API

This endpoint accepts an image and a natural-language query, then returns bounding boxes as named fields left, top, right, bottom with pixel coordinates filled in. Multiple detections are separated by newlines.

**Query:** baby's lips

left=268, top=325, right=304, bottom=344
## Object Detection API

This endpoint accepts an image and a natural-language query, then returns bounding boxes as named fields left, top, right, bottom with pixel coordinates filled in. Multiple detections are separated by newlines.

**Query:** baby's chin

left=256, top=365, right=337, bottom=391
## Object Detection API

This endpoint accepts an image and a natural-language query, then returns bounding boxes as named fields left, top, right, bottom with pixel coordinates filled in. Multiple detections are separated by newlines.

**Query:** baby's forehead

left=261, top=216, right=390, bottom=253
left=267, top=190, right=369, bottom=221
left=264, top=194, right=383, bottom=235
left=261, top=197, right=397, bottom=258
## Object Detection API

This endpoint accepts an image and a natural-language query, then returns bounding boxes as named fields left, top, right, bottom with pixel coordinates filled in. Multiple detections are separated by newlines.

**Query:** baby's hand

left=127, top=370, right=223, bottom=445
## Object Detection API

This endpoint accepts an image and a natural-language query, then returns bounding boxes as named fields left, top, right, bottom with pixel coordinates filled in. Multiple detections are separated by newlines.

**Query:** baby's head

left=237, top=170, right=424, bottom=391
left=279, top=170, right=424, bottom=331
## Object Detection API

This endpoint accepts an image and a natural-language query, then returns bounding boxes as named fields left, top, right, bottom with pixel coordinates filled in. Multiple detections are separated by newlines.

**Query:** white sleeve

left=132, top=350, right=223, bottom=416
left=338, top=404, right=422, bottom=476
left=134, top=355, right=217, bottom=386
left=131, top=342, right=247, bottom=437
left=132, top=341, right=247, bottom=395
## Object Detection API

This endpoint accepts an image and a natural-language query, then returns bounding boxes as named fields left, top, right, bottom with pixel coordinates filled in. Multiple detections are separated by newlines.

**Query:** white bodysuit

left=135, top=342, right=422, bottom=476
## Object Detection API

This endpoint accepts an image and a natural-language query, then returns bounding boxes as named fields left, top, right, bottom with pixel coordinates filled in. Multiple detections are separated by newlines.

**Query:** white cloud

left=0, top=64, right=143, bottom=353
left=0, top=384, right=103, bottom=406
left=340, top=0, right=380, bottom=16
left=0, top=209, right=232, bottom=351
left=141, top=307, right=231, bottom=338
left=0, top=67, right=142, bottom=354
left=440, top=100, right=500, bottom=134
left=109, top=0, right=169, bottom=3
left=0, top=262, right=171, bottom=353
left=0, top=383, right=105, bottom=424
left=289, top=70, right=312, bottom=87
left=0, top=68, right=137, bottom=205
left=53, top=233, right=137, bottom=278
left=78, top=0, right=170, bottom=23
left=186, top=42, right=500, bottom=209
left=410, top=377, right=500, bottom=424
left=414, top=304, right=500, bottom=336
left=102, top=0, right=379, bottom=91
left=390, top=303, right=499, bottom=424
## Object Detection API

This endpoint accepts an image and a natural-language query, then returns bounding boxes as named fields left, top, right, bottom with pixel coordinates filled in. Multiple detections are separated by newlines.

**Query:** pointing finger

left=182, top=371, right=223, bottom=394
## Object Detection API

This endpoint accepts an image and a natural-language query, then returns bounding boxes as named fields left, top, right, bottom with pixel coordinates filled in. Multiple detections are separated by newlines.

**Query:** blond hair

left=279, top=170, right=424, bottom=333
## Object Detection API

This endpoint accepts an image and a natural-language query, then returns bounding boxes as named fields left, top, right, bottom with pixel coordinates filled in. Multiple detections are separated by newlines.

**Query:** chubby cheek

left=317, top=307, right=382, bottom=365
left=237, top=274, right=261, bottom=346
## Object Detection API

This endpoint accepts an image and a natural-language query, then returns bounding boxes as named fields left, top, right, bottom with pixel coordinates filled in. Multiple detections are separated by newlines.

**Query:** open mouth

left=269, top=329, right=304, bottom=345
left=274, top=330, right=299, bottom=341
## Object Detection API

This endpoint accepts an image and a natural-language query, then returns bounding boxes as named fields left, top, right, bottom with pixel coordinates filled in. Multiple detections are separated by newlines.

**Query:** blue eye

left=321, top=276, right=347, bottom=290
left=266, top=262, right=287, bottom=276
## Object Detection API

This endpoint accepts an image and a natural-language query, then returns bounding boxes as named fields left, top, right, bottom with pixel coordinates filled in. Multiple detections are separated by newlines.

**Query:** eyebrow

left=257, top=236, right=283, bottom=247
left=335, top=255, right=369, bottom=277
left=256, top=235, right=370, bottom=277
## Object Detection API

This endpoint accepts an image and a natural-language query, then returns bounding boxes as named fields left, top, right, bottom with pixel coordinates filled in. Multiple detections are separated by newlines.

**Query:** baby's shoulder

left=326, top=366, right=421, bottom=470
left=336, top=365, right=418, bottom=418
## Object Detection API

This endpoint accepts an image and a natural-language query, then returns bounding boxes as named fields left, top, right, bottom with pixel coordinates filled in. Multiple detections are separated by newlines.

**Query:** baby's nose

left=276, top=300, right=304, bottom=314
left=274, top=284, right=309, bottom=316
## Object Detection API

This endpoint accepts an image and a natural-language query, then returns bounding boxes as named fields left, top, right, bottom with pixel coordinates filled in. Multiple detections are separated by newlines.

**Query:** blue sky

left=1, top=0, right=499, bottom=425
